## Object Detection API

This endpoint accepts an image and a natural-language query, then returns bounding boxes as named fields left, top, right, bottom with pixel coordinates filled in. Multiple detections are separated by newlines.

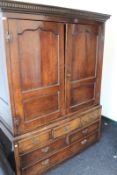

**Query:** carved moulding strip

left=0, top=0, right=110, bottom=22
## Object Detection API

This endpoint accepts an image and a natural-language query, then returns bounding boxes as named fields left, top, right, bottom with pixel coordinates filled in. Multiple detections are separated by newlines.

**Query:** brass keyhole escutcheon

left=42, top=159, right=49, bottom=166
left=82, top=129, right=88, bottom=135
left=81, top=139, right=87, bottom=145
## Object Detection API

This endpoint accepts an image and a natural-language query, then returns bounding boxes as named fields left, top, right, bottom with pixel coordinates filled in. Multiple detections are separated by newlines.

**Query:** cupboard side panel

left=0, top=14, right=13, bottom=132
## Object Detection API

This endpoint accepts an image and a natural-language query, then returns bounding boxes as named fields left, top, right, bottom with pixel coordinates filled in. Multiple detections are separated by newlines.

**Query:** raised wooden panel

left=18, top=27, right=59, bottom=91
left=71, top=82, right=95, bottom=106
left=9, top=19, right=65, bottom=135
left=23, top=93, right=59, bottom=122
left=65, top=24, right=99, bottom=113
left=71, top=25, right=98, bottom=81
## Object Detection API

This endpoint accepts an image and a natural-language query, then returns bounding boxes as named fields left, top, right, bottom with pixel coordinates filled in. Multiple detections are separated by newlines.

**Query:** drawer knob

left=81, top=139, right=87, bottom=145
left=82, top=129, right=88, bottom=135
left=41, top=147, right=49, bottom=153
left=41, top=159, right=49, bottom=166
left=64, top=126, right=69, bottom=133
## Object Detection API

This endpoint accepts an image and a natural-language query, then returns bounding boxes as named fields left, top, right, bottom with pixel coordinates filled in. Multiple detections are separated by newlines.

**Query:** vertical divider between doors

left=64, top=24, right=67, bottom=114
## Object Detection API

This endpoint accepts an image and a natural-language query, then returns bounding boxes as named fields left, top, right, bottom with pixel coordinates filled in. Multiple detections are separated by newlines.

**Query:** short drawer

left=52, top=118, right=81, bottom=138
left=20, top=137, right=67, bottom=168
left=22, top=132, right=98, bottom=175
left=81, top=107, right=101, bottom=126
left=70, top=131, right=98, bottom=153
left=18, top=130, right=51, bottom=154
left=69, top=122, right=99, bottom=144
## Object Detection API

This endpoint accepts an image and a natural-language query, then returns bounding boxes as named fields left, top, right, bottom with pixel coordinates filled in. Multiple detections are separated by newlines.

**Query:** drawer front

left=69, top=132, right=98, bottom=154
left=18, top=130, right=51, bottom=154
left=69, top=122, right=99, bottom=144
left=20, top=137, right=67, bottom=168
left=81, top=108, right=101, bottom=126
left=52, top=118, right=81, bottom=138
left=22, top=132, right=98, bottom=175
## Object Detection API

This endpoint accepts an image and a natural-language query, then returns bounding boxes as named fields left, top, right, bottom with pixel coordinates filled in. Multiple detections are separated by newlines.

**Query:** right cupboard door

left=65, top=23, right=104, bottom=113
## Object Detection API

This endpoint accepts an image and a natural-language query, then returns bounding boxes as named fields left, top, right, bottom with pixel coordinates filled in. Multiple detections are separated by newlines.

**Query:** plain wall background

left=14, top=0, right=117, bottom=121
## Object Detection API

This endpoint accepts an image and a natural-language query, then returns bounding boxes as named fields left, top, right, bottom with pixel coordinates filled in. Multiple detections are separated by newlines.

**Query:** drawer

left=20, top=137, right=67, bottom=168
left=69, top=122, right=99, bottom=144
left=18, top=130, right=51, bottom=154
left=22, top=132, right=98, bottom=175
left=52, top=118, right=81, bottom=138
left=81, top=108, right=101, bottom=126
left=69, top=131, right=98, bottom=154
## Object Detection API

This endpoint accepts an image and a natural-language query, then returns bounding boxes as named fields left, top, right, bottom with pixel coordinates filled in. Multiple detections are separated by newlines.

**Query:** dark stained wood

left=0, top=1, right=110, bottom=175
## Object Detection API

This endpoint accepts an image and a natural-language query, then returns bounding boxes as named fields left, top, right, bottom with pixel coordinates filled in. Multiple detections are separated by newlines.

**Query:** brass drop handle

left=41, top=147, right=49, bottom=153
left=32, top=137, right=39, bottom=145
left=81, top=139, right=87, bottom=145
left=82, top=129, right=88, bottom=135
left=64, top=126, right=69, bottom=133
left=41, top=159, right=49, bottom=166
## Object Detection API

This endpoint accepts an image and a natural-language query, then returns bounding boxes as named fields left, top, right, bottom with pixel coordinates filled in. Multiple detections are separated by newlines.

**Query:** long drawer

left=20, top=136, right=67, bottom=168
left=21, top=132, right=98, bottom=175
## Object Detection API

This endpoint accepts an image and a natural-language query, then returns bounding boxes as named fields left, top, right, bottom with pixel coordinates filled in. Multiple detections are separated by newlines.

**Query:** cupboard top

left=0, top=0, right=110, bottom=22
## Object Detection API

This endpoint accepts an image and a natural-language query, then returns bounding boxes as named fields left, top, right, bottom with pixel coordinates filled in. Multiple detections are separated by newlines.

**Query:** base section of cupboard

left=20, top=132, right=99, bottom=175
left=12, top=106, right=101, bottom=175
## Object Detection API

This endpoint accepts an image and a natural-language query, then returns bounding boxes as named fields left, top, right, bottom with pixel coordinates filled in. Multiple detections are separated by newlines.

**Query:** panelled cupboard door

left=8, top=19, right=65, bottom=135
left=65, top=23, right=103, bottom=113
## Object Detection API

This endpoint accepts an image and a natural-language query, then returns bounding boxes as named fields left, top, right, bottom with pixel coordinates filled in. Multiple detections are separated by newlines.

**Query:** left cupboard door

left=8, top=19, right=65, bottom=135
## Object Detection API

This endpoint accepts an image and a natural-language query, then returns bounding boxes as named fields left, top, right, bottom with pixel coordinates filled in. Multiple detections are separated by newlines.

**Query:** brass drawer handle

left=41, top=159, right=49, bottom=166
left=81, top=139, right=87, bottom=145
left=82, top=129, right=88, bottom=135
left=32, top=138, right=39, bottom=145
left=41, top=147, right=49, bottom=153
left=64, top=126, right=69, bottom=133
left=89, top=115, right=94, bottom=121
